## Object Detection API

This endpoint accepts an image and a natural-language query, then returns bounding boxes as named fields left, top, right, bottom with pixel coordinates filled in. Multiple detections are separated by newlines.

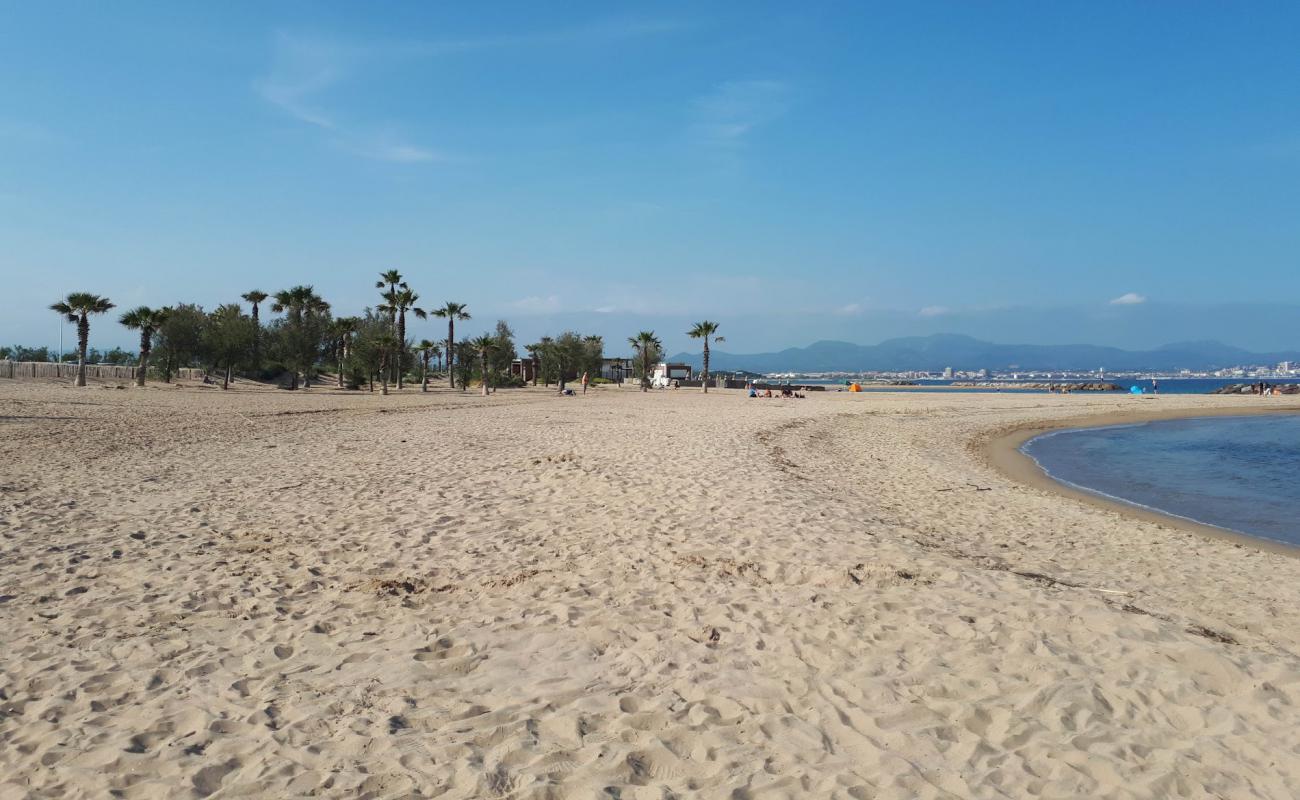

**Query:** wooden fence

left=0, top=361, right=211, bottom=382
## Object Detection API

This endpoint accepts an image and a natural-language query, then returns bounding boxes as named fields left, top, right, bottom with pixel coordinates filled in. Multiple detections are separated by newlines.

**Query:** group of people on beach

left=746, top=382, right=806, bottom=399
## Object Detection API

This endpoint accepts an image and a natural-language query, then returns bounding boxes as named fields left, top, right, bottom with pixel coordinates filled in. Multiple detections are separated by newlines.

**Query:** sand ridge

left=3, top=381, right=1300, bottom=798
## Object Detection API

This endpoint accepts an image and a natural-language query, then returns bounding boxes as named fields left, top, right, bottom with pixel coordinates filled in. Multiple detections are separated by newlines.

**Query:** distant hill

left=667, top=334, right=1300, bottom=373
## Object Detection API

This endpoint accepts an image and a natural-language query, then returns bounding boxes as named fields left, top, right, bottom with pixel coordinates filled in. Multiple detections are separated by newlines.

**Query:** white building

left=650, top=362, right=693, bottom=388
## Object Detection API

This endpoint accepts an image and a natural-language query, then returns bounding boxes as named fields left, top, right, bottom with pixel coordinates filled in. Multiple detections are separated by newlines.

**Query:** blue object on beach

left=1129, top=385, right=1143, bottom=394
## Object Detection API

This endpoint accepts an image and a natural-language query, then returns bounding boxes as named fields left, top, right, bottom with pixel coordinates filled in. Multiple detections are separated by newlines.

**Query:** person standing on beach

left=1152, top=378, right=1159, bottom=395
left=581, top=371, right=589, bottom=394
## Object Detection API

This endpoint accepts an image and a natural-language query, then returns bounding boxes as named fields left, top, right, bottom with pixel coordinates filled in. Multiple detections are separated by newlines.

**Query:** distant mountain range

left=667, top=334, right=1300, bottom=373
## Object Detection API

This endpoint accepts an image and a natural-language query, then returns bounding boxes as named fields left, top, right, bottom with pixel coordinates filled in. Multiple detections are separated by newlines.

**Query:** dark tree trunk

left=702, top=339, right=710, bottom=393
left=76, top=314, right=89, bottom=387
left=137, top=330, right=150, bottom=387
left=250, top=304, right=261, bottom=367
left=396, top=311, right=406, bottom=389
left=223, top=364, right=231, bottom=390
left=447, top=320, right=456, bottom=388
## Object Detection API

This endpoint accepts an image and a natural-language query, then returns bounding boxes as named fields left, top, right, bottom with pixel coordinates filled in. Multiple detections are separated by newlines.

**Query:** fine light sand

left=3, top=380, right=1300, bottom=799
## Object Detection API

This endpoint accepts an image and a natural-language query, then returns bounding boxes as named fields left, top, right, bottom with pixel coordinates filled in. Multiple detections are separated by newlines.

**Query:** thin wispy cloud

left=1109, top=292, right=1147, bottom=305
left=836, top=302, right=863, bottom=315
left=256, top=33, right=439, bottom=163
left=371, top=144, right=438, bottom=163
left=692, top=80, right=791, bottom=146
left=510, top=295, right=562, bottom=313
left=348, top=132, right=449, bottom=164
left=255, top=34, right=349, bottom=129
left=407, top=17, right=686, bottom=55
left=919, top=305, right=951, bottom=317
left=256, top=19, right=683, bottom=163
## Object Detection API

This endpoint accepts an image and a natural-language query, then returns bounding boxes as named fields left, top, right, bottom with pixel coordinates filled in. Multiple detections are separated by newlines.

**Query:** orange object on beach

left=849, top=382, right=862, bottom=392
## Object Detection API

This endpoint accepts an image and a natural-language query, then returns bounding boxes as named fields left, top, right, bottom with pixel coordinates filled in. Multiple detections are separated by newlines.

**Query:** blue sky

left=3, top=2, right=1299, bottom=354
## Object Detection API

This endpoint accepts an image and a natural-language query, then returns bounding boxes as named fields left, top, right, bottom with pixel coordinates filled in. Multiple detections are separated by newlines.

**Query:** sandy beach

left=4, top=380, right=1300, bottom=799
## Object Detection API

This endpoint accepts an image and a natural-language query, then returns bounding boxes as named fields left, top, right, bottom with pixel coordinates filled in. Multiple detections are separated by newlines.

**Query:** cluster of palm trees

left=47, top=276, right=472, bottom=392
left=375, top=270, right=425, bottom=390
left=49, top=285, right=728, bottom=394
left=622, top=321, right=722, bottom=392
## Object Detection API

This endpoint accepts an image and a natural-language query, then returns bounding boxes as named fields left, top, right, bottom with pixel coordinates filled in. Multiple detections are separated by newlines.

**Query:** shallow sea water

left=1022, top=414, right=1300, bottom=546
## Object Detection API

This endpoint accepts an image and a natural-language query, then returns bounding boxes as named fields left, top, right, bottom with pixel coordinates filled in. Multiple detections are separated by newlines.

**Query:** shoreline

left=982, top=402, right=1300, bottom=557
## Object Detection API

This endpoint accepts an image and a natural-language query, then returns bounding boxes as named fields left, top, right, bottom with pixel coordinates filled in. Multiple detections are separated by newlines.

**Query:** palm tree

left=687, top=321, right=725, bottom=393
left=118, top=306, right=168, bottom=387
left=376, top=270, right=404, bottom=305
left=417, top=339, right=437, bottom=391
left=375, top=271, right=405, bottom=383
left=628, top=330, right=662, bottom=392
left=50, top=293, right=114, bottom=386
left=332, top=317, right=360, bottom=388
left=430, top=342, right=443, bottom=373
left=524, top=342, right=542, bottom=386
left=206, top=304, right=255, bottom=390
left=241, top=290, right=268, bottom=366
left=375, top=330, right=398, bottom=396
left=381, top=286, right=426, bottom=389
left=271, top=285, right=330, bottom=389
left=583, top=335, right=604, bottom=383
left=432, top=302, right=471, bottom=388
left=471, top=334, right=496, bottom=396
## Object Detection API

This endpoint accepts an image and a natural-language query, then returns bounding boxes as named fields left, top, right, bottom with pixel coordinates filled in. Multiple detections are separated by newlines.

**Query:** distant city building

left=942, top=367, right=953, bottom=379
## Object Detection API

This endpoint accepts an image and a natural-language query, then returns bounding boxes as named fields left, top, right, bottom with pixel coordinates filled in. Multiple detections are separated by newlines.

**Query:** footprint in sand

left=192, top=758, right=240, bottom=797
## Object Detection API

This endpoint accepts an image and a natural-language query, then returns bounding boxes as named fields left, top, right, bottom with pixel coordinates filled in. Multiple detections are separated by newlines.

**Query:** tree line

left=0, top=344, right=135, bottom=365
left=35, top=279, right=728, bottom=393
